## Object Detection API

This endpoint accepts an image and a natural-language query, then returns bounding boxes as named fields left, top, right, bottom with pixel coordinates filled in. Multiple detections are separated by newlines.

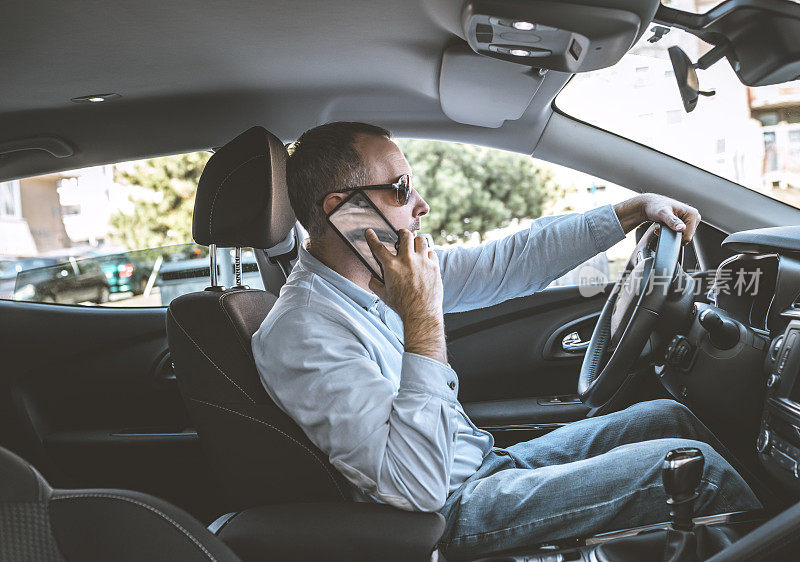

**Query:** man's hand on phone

left=365, top=228, right=447, bottom=365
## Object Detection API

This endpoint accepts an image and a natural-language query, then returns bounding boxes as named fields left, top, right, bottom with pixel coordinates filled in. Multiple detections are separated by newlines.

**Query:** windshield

left=556, top=22, right=800, bottom=209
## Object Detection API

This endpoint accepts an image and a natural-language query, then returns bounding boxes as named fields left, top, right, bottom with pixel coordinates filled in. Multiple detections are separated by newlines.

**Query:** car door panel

left=0, top=300, right=224, bottom=522
left=462, top=396, right=588, bottom=427
left=445, top=285, right=609, bottom=434
left=1, top=282, right=607, bottom=519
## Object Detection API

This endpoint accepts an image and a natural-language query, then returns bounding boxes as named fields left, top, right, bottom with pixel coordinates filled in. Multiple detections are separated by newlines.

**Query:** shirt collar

left=296, top=241, right=379, bottom=310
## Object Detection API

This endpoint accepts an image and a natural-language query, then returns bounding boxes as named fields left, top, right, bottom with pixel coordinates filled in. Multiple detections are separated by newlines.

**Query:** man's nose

left=412, top=190, right=429, bottom=217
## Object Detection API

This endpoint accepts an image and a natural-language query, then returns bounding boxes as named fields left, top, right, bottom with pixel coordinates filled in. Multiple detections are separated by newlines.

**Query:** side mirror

left=668, top=46, right=715, bottom=113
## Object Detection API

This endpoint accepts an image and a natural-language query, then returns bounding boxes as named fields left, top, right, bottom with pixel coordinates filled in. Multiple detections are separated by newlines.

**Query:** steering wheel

left=578, top=223, right=682, bottom=408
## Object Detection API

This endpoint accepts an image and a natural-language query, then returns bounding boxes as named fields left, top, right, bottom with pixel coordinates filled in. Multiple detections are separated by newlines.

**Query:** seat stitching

left=44, top=486, right=67, bottom=561
left=51, top=493, right=217, bottom=561
left=208, top=154, right=266, bottom=238
left=168, top=309, right=256, bottom=404
left=218, top=290, right=258, bottom=358
left=190, top=397, right=346, bottom=499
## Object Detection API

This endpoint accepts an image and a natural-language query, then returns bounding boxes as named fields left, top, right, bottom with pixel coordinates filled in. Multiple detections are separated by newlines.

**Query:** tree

left=396, top=140, right=561, bottom=245
left=110, top=152, right=209, bottom=250
left=109, top=142, right=559, bottom=250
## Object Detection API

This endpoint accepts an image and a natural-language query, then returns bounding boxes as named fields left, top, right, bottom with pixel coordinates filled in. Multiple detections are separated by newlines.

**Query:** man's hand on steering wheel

left=614, top=193, right=701, bottom=246
left=578, top=209, right=696, bottom=408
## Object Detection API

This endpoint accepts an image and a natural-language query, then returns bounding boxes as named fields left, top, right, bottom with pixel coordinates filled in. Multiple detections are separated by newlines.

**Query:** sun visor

left=439, top=44, right=543, bottom=128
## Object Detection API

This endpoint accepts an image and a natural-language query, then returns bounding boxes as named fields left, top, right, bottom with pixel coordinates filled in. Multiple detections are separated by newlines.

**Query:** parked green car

left=92, top=251, right=155, bottom=295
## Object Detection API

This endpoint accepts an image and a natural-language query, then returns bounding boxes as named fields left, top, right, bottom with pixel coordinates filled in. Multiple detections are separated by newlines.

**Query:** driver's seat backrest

left=166, top=126, right=350, bottom=511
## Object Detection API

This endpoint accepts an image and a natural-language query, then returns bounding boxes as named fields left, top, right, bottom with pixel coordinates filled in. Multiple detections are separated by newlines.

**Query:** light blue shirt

left=253, top=205, right=624, bottom=512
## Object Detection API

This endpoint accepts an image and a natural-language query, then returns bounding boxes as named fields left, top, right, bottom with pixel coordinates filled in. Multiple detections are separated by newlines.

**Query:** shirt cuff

left=399, top=352, right=459, bottom=403
left=585, top=204, right=626, bottom=253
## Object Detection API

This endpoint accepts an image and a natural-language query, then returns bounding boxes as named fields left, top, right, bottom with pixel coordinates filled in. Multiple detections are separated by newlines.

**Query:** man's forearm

left=404, top=315, right=448, bottom=365
left=613, top=196, right=646, bottom=233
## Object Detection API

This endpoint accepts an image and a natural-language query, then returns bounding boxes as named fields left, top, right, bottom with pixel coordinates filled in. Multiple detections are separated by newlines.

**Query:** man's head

left=286, top=122, right=429, bottom=242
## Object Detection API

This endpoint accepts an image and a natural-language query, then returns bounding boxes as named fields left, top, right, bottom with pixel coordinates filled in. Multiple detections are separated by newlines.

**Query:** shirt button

left=448, top=380, right=456, bottom=390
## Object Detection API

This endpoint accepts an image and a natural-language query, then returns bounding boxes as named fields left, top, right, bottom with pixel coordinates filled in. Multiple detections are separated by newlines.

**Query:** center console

left=758, top=319, right=800, bottom=489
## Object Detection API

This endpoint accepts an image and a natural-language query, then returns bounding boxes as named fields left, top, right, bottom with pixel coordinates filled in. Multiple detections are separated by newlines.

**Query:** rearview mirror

left=668, top=45, right=715, bottom=113
left=655, top=0, right=800, bottom=87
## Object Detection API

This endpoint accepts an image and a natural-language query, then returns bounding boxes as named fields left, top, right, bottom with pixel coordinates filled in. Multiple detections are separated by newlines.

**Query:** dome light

left=70, top=93, right=121, bottom=103
left=510, top=49, right=531, bottom=57
left=512, top=21, right=535, bottom=30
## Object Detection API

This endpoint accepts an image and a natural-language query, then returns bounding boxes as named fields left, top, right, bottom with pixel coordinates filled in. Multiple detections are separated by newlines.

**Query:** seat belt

left=262, top=224, right=302, bottom=281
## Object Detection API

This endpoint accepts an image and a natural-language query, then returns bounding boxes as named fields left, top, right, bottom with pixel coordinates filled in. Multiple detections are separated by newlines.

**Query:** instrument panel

left=712, top=253, right=800, bottom=334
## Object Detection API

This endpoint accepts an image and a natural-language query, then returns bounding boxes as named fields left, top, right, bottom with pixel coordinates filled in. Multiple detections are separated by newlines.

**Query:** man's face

left=353, top=134, right=430, bottom=233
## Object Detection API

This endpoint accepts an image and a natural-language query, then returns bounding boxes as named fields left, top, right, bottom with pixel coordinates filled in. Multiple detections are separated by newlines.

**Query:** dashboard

left=659, top=226, right=800, bottom=496
left=712, top=252, right=800, bottom=334
left=718, top=225, right=800, bottom=333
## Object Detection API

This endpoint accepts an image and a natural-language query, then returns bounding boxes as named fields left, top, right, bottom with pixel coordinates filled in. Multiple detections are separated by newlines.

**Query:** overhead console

left=461, top=0, right=661, bottom=71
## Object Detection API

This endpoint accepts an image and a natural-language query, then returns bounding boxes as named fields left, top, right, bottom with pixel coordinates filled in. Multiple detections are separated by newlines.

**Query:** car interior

left=3, top=0, right=800, bottom=560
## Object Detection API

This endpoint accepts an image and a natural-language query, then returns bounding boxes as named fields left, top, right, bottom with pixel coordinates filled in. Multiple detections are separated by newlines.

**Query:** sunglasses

left=318, top=174, right=413, bottom=207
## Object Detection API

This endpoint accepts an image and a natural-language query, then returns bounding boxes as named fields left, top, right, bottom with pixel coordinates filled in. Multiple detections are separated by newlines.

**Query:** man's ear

left=321, top=193, right=345, bottom=215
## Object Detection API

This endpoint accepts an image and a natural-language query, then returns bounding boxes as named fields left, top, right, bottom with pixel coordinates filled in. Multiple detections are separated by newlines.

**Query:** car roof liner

left=0, top=0, right=662, bottom=181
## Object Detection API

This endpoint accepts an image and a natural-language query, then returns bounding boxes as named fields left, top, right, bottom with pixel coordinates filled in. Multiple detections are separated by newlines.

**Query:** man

left=253, top=122, right=759, bottom=559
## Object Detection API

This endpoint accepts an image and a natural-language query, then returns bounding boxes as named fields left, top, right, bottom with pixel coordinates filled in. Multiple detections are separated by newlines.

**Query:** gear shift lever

left=662, top=447, right=705, bottom=531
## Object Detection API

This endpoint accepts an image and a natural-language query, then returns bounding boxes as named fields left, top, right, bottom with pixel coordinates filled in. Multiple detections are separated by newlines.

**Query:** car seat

left=0, top=444, right=239, bottom=562
left=166, top=126, right=353, bottom=510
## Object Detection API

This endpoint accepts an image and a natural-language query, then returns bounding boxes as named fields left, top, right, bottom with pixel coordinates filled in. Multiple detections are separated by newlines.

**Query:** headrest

left=0, top=446, right=50, bottom=502
left=193, top=126, right=296, bottom=249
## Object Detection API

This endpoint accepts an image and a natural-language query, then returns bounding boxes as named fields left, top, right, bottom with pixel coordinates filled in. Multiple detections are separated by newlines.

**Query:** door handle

left=152, top=350, right=177, bottom=383
left=543, top=312, right=600, bottom=359
left=561, top=331, right=590, bottom=353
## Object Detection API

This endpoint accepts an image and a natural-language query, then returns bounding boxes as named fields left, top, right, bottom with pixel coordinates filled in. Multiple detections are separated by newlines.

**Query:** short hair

left=286, top=121, right=392, bottom=238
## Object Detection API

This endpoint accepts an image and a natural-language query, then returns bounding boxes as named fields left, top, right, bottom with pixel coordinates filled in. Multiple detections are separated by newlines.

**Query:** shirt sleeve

left=253, top=305, right=460, bottom=512
left=436, top=204, right=625, bottom=314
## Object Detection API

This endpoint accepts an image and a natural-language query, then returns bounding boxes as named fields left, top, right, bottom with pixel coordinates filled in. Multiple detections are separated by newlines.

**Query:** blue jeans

left=439, top=399, right=760, bottom=560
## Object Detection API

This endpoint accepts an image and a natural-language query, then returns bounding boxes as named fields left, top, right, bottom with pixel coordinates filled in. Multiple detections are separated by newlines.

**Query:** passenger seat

left=0, top=445, right=239, bottom=562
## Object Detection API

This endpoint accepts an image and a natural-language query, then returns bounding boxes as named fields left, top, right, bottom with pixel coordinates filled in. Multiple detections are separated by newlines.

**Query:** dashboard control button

left=767, top=374, right=781, bottom=388
left=771, top=447, right=798, bottom=473
left=757, top=429, right=771, bottom=453
left=665, top=336, right=694, bottom=369
left=771, top=338, right=782, bottom=358
left=777, top=333, right=797, bottom=374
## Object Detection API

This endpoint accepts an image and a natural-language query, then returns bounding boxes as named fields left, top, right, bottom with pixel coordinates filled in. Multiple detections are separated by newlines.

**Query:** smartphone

left=326, top=190, right=399, bottom=283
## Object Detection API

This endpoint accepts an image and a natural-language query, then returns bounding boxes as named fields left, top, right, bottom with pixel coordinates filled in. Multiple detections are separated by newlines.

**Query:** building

left=0, top=164, right=145, bottom=258
left=748, top=83, right=800, bottom=194
left=0, top=175, right=71, bottom=256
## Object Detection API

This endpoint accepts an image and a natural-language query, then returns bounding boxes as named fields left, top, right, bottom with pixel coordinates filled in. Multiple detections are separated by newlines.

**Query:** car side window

left=397, top=139, right=638, bottom=287
left=0, top=154, right=266, bottom=307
